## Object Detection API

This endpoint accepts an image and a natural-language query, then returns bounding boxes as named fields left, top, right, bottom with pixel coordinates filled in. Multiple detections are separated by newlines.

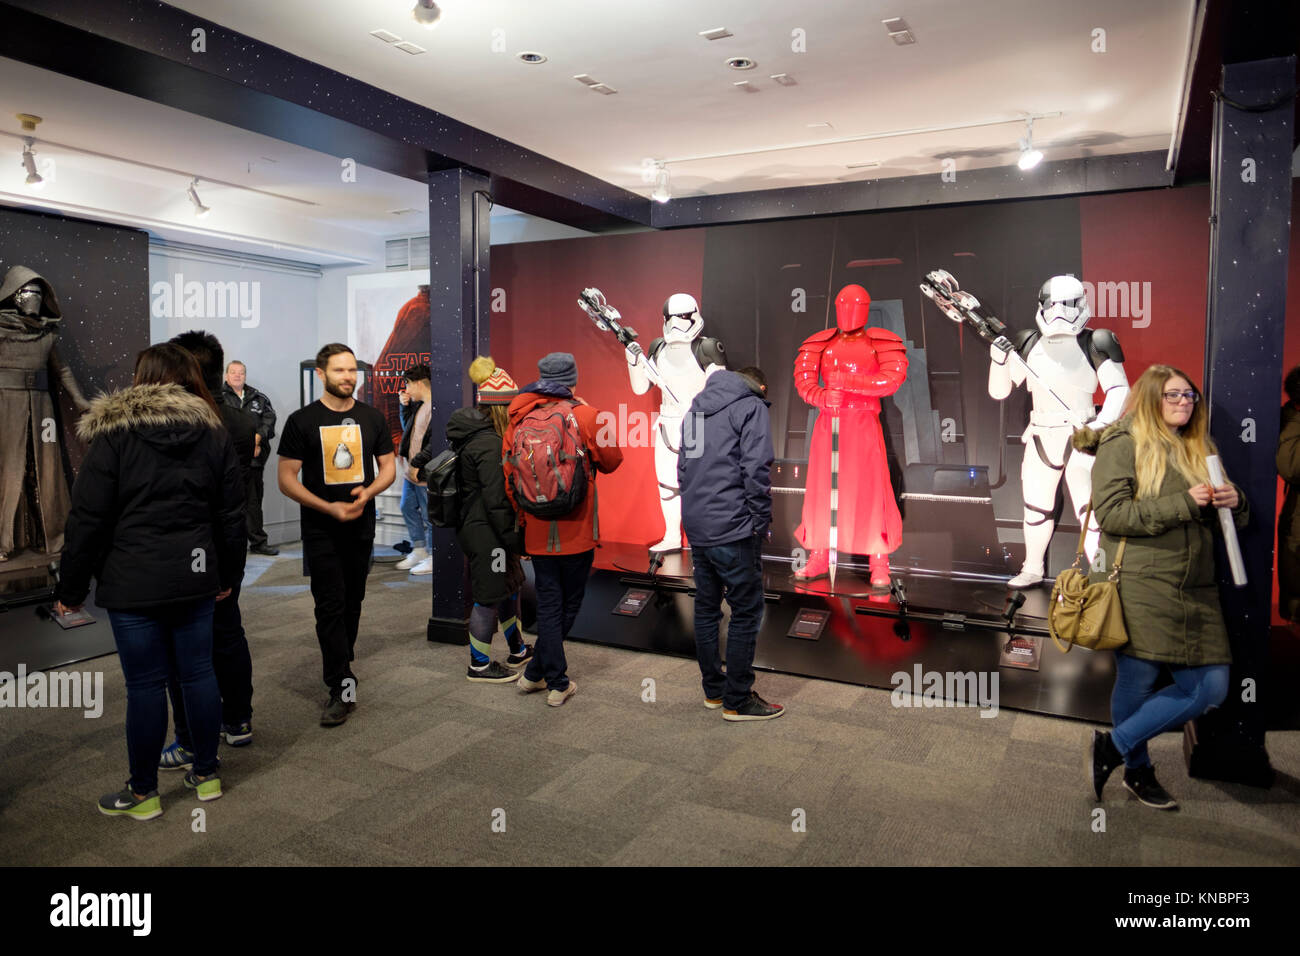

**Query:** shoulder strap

left=1076, top=501, right=1127, bottom=575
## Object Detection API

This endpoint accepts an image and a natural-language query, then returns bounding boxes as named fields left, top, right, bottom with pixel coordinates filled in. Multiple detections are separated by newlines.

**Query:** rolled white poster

left=1205, top=455, right=1247, bottom=587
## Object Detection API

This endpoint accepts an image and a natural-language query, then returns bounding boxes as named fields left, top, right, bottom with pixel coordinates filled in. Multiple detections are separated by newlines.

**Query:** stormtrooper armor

left=989, top=275, right=1129, bottom=588
left=627, top=293, right=721, bottom=553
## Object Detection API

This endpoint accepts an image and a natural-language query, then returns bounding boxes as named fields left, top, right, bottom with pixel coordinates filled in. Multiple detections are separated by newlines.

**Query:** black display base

left=427, top=616, right=469, bottom=645
left=575, top=544, right=1111, bottom=722
left=0, top=597, right=117, bottom=675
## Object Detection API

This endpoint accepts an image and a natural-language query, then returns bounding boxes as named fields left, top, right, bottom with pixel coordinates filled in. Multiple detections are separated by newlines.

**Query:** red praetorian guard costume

left=793, top=284, right=908, bottom=586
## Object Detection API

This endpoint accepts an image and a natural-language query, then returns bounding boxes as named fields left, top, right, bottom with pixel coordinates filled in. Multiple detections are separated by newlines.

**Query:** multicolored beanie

left=468, top=355, right=518, bottom=405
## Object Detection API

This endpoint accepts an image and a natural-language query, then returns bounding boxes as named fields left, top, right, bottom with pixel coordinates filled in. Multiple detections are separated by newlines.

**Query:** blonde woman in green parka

left=1081, top=365, right=1248, bottom=811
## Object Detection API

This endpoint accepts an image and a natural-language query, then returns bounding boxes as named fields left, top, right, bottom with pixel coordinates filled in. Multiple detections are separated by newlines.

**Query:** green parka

left=1275, top=402, right=1300, bottom=620
left=1085, top=419, right=1248, bottom=666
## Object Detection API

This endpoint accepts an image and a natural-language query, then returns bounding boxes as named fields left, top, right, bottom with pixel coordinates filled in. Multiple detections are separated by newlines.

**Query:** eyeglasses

left=1162, top=390, right=1199, bottom=404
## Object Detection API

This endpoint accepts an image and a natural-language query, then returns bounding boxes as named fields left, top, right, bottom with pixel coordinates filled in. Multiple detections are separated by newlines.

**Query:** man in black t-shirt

left=278, top=343, right=395, bottom=726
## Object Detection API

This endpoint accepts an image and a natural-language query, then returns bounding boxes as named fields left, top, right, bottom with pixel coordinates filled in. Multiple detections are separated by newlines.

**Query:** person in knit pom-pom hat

left=414, top=357, right=532, bottom=683
left=502, top=352, right=623, bottom=707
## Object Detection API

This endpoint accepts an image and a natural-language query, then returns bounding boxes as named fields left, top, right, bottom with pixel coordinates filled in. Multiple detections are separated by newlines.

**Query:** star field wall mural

left=0, top=204, right=149, bottom=583
left=493, top=184, right=1298, bottom=599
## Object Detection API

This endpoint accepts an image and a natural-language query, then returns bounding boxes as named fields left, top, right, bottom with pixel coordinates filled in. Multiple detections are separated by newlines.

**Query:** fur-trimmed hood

left=1070, top=418, right=1130, bottom=457
left=77, top=383, right=222, bottom=444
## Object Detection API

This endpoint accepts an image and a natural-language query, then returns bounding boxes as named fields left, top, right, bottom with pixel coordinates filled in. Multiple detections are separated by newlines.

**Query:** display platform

left=0, top=596, right=117, bottom=676
left=582, top=542, right=1113, bottom=723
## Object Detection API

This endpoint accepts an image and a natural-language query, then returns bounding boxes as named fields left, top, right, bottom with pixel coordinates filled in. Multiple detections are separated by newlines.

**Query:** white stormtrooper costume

left=989, top=275, right=1129, bottom=588
left=626, top=293, right=714, bottom=553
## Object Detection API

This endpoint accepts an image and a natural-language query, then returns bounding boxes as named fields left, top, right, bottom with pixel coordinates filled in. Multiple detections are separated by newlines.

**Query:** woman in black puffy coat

left=445, top=356, right=530, bottom=683
left=55, top=343, right=245, bottom=820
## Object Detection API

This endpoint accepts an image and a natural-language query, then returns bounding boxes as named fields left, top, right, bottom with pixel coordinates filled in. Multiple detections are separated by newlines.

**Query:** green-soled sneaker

left=98, top=787, right=163, bottom=821
left=183, top=770, right=223, bottom=802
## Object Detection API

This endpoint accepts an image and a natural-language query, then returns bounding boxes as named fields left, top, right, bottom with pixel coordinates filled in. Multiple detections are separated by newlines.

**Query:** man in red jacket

left=503, top=352, right=623, bottom=707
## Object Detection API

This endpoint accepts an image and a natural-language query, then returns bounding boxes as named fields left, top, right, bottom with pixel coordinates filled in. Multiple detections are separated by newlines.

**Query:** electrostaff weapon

left=919, top=269, right=1083, bottom=426
left=577, top=287, right=680, bottom=405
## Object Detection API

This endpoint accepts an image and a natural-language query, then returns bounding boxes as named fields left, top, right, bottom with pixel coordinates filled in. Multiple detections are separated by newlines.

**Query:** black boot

left=1090, top=730, right=1124, bottom=800
left=1123, top=765, right=1179, bottom=810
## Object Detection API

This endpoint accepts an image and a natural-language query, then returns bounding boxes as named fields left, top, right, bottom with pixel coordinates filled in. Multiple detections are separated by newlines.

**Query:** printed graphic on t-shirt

left=320, top=422, right=364, bottom=485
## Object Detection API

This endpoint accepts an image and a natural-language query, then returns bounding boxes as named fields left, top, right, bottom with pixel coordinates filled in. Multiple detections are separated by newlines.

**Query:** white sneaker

left=409, top=556, right=435, bottom=575
left=395, top=548, right=429, bottom=571
left=1007, top=569, right=1045, bottom=588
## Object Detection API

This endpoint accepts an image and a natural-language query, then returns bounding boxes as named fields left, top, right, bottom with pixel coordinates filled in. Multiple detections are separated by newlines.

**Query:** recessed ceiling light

left=370, top=29, right=400, bottom=43
left=807, top=122, right=833, bottom=129
left=734, top=80, right=758, bottom=93
left=389, top=208, right=419, bottom=215
left=770, top=73, right=796, bottom=86
left=726, top=57, right=756, bottom=70
left=590, top=84, right=618, bottom=95
left=517, top=51, right=547, bottom=64
left=394, top=40, right=426, bottom=54
left=699, top=27, right=733, bottom=41
left=846, top=161, right=881, bottom=169
left=411, top=0, right=441, bottom=29
left=573, top=74, right=599, bottom=86
left=881, top=17, right=916, bottom=45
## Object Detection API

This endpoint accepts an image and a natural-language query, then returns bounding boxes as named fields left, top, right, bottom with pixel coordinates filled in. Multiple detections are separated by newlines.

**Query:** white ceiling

left=1, top=0, right=1202, bottom=264
left=163, top=0, right=1197, bottom=196
left=0, top=57, right=586, bottom=265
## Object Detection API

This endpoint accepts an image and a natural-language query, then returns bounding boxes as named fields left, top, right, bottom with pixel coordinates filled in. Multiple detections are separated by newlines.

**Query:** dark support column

left=426, top=167, right=491, bottom=643
left=1198, top=55, right=1295, bottom=783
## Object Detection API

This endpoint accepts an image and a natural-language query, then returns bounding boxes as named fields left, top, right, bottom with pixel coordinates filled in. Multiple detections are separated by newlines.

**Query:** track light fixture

left=187, top=178, right=211, bottom=218
left=412, top=0, right=442, bottom=29
left=1017, top=117, right=1043, bottom=171
left=21, top=137, right=43, bottom=189
left=650, top=163, right=671, bottom=204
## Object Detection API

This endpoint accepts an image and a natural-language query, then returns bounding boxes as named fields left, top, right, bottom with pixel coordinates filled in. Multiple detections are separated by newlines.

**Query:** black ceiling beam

left=1173, top=0, right=1300, bottom=185
left=0, top=0, right=652, bottom=232
left=651, top=151, right=1175, bottom=230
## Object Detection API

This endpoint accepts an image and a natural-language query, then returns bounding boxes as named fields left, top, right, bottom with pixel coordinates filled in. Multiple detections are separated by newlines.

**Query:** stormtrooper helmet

left=1035, top=275, right=1090, bottom=337
left=662, top=293, right=703, bottom=344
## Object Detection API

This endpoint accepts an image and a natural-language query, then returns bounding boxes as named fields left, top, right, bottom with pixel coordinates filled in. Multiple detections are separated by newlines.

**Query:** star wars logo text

left=50, top=886, right=151, bottom=936
left=150, top=273, right=260, bottom=328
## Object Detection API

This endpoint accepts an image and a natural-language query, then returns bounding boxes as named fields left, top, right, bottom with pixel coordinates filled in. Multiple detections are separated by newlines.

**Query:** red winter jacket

left=502, top=389, right=623, bottom=555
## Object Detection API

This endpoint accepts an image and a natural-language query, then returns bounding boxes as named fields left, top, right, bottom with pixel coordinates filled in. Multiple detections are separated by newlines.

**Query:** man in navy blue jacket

left=678, top=365, right=783, bottom=721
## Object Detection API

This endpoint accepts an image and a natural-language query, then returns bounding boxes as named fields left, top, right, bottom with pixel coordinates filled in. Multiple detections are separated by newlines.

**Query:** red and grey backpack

left=507, top=400, right=593, bottom=549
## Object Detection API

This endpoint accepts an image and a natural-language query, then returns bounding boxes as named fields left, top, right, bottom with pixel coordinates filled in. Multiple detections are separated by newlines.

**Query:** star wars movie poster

left=346, top=270, right=431, bottom=452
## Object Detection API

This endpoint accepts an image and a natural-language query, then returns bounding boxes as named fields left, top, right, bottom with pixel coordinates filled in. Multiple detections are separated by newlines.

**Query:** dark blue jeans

left=526, top=550, right=595, bottom=691
left=1110, top=653, right=1229, bottom=768
left=692, top=535, right=765, bottom=709
left=108, top=599, right=219, bottom=794
left=169, top=582, right=253, bottom=746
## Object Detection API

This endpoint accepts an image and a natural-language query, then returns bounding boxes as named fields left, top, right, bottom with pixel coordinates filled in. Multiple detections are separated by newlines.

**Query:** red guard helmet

left=835, top=284, right=872, bottom=331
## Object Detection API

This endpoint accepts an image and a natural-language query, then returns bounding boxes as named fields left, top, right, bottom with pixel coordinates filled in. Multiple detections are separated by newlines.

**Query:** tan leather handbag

left=1047, top=505, right=1129, bottom=653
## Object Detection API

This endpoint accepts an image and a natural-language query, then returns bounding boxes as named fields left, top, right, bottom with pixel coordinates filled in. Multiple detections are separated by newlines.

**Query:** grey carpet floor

left=3, top=547, right=1299, bottom=867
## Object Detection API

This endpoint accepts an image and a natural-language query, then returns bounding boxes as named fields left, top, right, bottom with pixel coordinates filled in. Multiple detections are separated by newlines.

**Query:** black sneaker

left=320, top=693, right=348, bottom=727
left=1089, top=730, right=1123, bottom=800
left=249, top=544, right=279, bottom=556
left=97, top=787, right=163, bottom=821
left=467, top=661, right=522, bottom=684
left=1123, top=766, right=1179, bottom=810
left=723, top=692, right=785, bottom=722
left=506, top=644, right=534, bottom=668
